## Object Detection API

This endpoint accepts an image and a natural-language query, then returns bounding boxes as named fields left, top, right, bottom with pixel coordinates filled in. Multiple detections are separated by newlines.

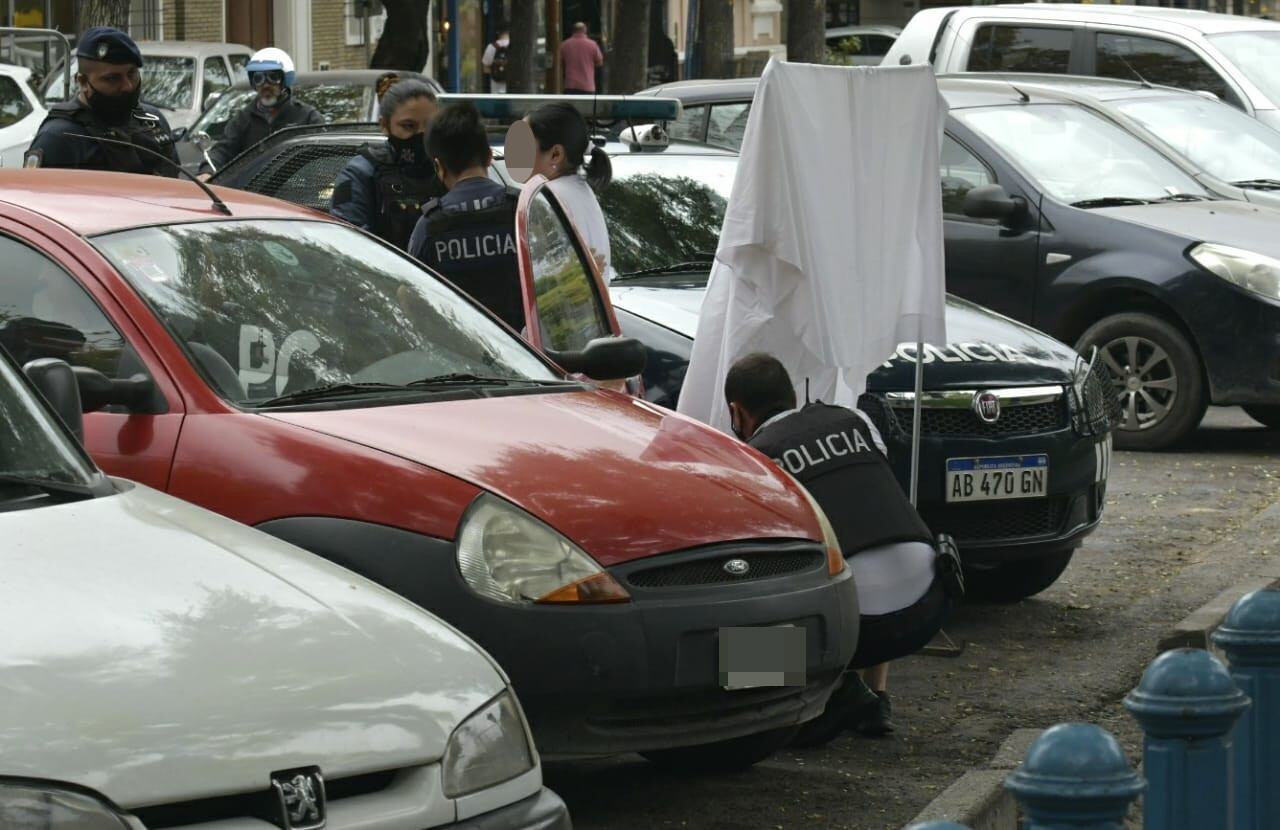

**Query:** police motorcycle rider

left=408, top=102, right=524, bottom=331
left=724, top=353, right=964, bottom=746
left=197, top=47, right=323, bottom=179
left=24, top=27, right=179, bottom=175
left=331, top=79, right=444, bottom=251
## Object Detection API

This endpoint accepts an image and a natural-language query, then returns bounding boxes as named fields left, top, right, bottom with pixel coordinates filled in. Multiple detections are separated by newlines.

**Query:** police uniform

left=24, top=28, right=178, bottom=176
left=408, top=177, right=525, bottom=331
left=331, top=141, right=445, bottom=251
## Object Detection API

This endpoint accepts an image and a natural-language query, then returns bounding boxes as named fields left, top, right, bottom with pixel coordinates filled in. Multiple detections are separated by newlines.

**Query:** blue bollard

left=1124, top=648, right=1250, bottom=830
left=1005, top=723, right=1144, bottom=830
left=1212, top=588, right=1280, bottom=830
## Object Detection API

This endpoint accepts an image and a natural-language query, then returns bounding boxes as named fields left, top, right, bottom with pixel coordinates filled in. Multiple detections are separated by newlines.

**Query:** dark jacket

left=202, top=96, right=325, bottom=173
left=26, top=99, right=179, bottom=175
left=331, top=142, right=445, bottom=251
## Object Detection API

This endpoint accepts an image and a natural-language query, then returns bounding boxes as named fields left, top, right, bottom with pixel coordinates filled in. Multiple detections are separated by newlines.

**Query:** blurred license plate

left=946, top=454, right=1048, bottom=503
left=718, top=626, right=805, bottom=690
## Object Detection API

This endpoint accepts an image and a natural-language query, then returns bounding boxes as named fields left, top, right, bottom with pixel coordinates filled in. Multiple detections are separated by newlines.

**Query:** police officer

left=25, top=27, right=179, bottom=175
left=331, top=79, right=444, bottom=251
left=724, top=353, right=962, bottom=745
left=408, top=102, right=523, bottom=331
left=198, top=47, right=323, bottom=178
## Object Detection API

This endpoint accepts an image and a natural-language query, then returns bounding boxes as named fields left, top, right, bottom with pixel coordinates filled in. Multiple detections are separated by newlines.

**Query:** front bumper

left=455, top=788, right=570, bottom=830
left=1175, top=273, right=1280, bottom=406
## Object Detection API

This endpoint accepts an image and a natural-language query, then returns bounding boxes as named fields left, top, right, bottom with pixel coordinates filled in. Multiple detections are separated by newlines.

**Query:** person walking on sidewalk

left=482, top=27, right=510, bottom=94
left=559, top=22, right=602, bottom=95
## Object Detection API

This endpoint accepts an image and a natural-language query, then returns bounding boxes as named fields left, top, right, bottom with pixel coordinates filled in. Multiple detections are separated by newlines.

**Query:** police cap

left=76, top=27, right=144, bottom=67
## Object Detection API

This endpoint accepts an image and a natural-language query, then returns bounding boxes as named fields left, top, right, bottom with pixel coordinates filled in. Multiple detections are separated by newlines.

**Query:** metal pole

left=363, top=1, right=372, bottom=65
left=1005, top=724, right=1144, bottom=830
left=908, top=339, right=924, bottom=506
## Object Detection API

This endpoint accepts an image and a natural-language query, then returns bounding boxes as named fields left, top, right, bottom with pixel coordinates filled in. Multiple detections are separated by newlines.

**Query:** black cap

left=76, top=27, right=144, bottom=67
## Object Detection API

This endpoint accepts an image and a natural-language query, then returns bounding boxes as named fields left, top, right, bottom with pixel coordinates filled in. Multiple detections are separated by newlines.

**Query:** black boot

left=851, top=690, right=895, bottom=737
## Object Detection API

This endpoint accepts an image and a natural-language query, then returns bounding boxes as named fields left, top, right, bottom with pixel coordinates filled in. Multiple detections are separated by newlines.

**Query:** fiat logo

left=973, top=392, right=1001, bottom=424
left=723, top=558, right=751, bottom=576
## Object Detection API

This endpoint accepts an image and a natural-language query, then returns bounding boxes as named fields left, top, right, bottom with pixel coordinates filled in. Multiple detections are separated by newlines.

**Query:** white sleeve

left=853, top=408, right=888, bottom=456
left=482, top=44, right=496, bottom=66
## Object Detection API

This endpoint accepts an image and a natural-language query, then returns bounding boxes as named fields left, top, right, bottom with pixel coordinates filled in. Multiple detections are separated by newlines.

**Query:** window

left=707, top=103, right=750, bottom=150
left=128, top=0, right=163, bottom=41
left=140, top=56, right=196, bottom=111
left=229, top=54, right=251, bottom=83
left=526, top=191, right=610, bottom=353
left=1096, top=33, right=1234, bottom=105
left=968, top=25, right=1073, bottom=74
left=863, top=35, right=895, bottom=57
left=668, top=104, right=708, bottom=143
left=202, top=57, right=233, bottom=104
left=0, top=237, right=132, bottom=381
left=0, top=75, right=32, bottom=128
left=940, top=136, right=995, bottom=216
left=346, top=0, right=388, bottom=46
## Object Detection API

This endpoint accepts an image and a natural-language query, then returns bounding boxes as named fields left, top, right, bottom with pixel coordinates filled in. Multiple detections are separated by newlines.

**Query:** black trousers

left=850, top=577, right=952, bottom=669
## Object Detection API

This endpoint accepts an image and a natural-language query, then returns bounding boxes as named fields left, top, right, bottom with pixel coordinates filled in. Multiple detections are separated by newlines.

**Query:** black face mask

left=387, top=132, right=429, bottom=173
left=86, top=81, right=141, bottom=124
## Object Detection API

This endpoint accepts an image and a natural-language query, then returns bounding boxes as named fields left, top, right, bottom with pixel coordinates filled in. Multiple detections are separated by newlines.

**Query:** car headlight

left=456, top=494, right=630, bottom=605
left=0, top=780, right=131, bottom=829
left=442, top=691, right=536, bottom=798
left=794, top=481, right=846, bottom=576
left=1189, top=243, right=1280, bottom=301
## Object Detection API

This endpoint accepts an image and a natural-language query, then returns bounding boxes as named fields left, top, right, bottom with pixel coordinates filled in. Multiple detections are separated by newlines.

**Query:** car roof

left=943, top=4, right=1280, bottom=35
left=637, top=78, right=760, bottom=105
left=218, top=68, right=437, bottom=93
left=133, top=41, right=253, bottom=56
left=0, top=170, right=324, bottom=235
left=939, top=72, right=1214, bottom=105
left=826, top=25, right=901, bottom=37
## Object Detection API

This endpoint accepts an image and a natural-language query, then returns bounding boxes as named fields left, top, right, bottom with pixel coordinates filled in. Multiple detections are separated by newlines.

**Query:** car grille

left=244, top=143, right=367, bottom=211
left=624, top=544, right=825, bottom=589
left=889, top=399, right=1067, bottom=437
left=1078, top=358, right=1122, bottom=433
left=923, top=497, right=1068, bottom=543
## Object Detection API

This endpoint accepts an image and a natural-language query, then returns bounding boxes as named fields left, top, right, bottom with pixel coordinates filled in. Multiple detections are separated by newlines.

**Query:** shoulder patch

left=23, top=149, right=41, bottom=168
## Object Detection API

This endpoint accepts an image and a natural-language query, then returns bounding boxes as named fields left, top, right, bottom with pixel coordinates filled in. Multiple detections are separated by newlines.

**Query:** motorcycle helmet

left=245, top=47, right=296, bottom=90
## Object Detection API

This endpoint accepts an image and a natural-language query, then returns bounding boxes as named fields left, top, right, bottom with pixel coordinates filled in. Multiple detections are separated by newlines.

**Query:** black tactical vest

left=46, top=101, right=175, bottom=175
left=360, top=144, right=443, bottom=251
left=750, top=403, right=934, bottom=555
left=418, top=188, right=525, bottom=331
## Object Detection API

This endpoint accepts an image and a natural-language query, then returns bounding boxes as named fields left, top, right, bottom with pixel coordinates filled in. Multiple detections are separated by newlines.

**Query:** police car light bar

left=436, top=94, right=682, bottom=123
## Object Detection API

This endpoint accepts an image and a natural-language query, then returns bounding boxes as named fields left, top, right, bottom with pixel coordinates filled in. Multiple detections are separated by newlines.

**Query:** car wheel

left=1243, top=405, right=1280, bottom=430
left=1076, top=313, right=1206, bottom=451
left=964, top=549, right=1074, bottom=603
left=640, top=726, right=798, bottom=773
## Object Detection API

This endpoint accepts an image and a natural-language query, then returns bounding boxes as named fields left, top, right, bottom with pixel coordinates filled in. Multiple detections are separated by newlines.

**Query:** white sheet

left=677, top=60, right=948, bottom=432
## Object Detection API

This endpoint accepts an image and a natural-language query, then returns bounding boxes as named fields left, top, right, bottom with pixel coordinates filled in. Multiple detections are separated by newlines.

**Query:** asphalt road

left=543, top=407, right=1280, bottom=830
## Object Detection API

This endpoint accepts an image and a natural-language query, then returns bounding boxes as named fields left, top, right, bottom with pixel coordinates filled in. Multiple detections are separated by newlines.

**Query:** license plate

left=718, top=626, right=806, bottom=691
left=946, top=454, right=1048, bottom=503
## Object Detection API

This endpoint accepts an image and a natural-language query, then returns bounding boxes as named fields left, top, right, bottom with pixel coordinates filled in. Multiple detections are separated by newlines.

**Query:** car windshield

left=189, top=83, right=368, bottom=139
left=954, top=103, right=1208, bottom=204
left=598, top=154, right=734, bottom=276
left=1113, top=94, right=1280, bottom=184
left=46, top=56, right=195, bottom=110
left=0, top=353, right=97, bottom=487
left=1209, top=30, right=1280, bottom=109
left=92, top=220, right=555, bottom=407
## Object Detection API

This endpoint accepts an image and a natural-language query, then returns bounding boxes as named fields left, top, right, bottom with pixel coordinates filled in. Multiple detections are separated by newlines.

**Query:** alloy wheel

left=1099, top=335, right=1178, bottom=432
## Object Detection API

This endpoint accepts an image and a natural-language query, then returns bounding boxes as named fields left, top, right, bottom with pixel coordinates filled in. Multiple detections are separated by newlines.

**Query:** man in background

left=559, top=22, right=602, bottom=95
left=482, top=26, right=510, bottom=94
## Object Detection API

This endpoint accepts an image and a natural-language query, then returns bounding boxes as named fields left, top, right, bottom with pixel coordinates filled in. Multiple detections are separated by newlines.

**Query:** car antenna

left=65, top=133, right=232, bottom=216
left=1118, top=56, right=1154, bottom=89
left=804, top=377, right=811, bottom=405
left=1008, top=83, right=1031, bottom=104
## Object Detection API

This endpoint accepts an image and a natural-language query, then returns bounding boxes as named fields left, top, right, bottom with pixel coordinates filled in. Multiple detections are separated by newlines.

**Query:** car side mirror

left=70, top=366, right=160, bottom=414
left=191, top=129, right=215, bottom=151
left=547, top=336, right=647, bottom=381
left=203, top=91, right=222, bottom=112
left=23, top=358, right=85, bottom=442
left=963, top=184, right=1028, bottom=222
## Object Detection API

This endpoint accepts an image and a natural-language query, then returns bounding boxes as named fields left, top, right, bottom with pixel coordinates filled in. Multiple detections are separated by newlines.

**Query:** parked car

left=0, top=339, right=569, bottom=828
left=0, top=63, right=46, bottom=167
left=635, top=76, right=1280, bottom=447
left=178, top=69, right=440, bottom=173
left=0, top=169, right=859, bottom=767
left=43, top=40, right=252, bottom=131
left=826, top=24, right=901, bottom=65
left=883, top=4, right=1280, bottom=130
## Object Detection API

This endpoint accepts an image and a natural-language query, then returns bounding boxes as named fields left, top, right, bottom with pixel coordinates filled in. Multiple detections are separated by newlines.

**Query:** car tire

left=1243, top=405, right=1280, bottom=430
left=964, top=549, right=1074, bottom=603
left=640, top=726, right=799, bottom=773
left=1076, top=312, right=1207, bottom=451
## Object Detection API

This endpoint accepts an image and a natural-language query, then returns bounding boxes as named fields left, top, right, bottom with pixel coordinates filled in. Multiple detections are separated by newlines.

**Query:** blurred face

left=382, top=96, right=437, bottom=139
left=77, top=60, right=140, bottom=97
left=525, top=117, right=568, bottom=179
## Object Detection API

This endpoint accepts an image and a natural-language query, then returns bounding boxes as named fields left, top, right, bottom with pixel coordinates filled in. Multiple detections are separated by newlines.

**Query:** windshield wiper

left=0, top=473, right=95, bottom=500
left=1154, top=193, right=1210, bottom=202
left=254, top=382, right=426, bottom=408
left=1070, top=197, right=1155, bottom=208
left=614, top=252, right=718, bottom=281
left=1231, top=178, right=1280, bottom=191
left=407, top=372, right=574, bottom=388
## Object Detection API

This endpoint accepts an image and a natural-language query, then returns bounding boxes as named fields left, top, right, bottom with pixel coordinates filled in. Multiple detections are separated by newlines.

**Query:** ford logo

left=973, top=392, right=1001, bottom=424
left=723, top=558, right=750, bottom=576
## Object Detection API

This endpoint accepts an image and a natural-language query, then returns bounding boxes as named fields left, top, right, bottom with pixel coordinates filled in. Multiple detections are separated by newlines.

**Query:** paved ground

left=544, top=407, right=1280, bottom=830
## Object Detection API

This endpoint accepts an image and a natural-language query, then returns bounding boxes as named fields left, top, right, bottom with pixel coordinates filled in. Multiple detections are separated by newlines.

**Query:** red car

left=0, top=170, right=858, bottom=768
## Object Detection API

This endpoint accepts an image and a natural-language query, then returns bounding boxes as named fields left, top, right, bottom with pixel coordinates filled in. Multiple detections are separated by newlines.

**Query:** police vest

left=46, top=101, right=174, bottom=175
left=418, top=188, right=525, bottom=331
left=750, top=403, right=933, bottom=555
left=360, top=143, right=444, bottom=251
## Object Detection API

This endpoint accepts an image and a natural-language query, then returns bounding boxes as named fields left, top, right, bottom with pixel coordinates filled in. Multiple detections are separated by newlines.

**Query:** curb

left=1157, top=576, right=1280, bottom=654
left=902, top=728, right=1038, bottom=830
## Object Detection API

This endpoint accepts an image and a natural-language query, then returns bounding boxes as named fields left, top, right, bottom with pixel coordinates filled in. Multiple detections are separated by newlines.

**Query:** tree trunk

left=370, top=0, right=431, bottom=71
left=608, top=0, right=650, bottom=93
left=786, top=0, right=826, bottom=65
left=81, top=0, right=130, bottom=30
left=698, top=0, right=734, bottom=80
left=506, top=0, right=539, bottom=93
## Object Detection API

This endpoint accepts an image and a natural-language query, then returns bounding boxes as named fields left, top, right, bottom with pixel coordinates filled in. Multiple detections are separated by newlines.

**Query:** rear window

left=967, top=25, right=1073, bottom=74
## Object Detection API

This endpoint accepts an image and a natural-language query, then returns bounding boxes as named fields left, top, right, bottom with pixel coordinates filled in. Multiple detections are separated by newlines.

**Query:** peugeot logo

left=723, top=558, right=751, bottom=576
left=271, top=768, right=327, bottom=830
left=973, top=392, right=1001, bottom=424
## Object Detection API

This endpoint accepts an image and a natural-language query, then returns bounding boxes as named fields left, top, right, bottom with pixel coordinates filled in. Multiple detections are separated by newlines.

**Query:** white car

left=0, top=64, right=46, bottom=168
left=1, top=353, right=570, bottom=829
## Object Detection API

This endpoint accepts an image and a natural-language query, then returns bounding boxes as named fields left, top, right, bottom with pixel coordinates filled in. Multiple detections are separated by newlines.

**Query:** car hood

left=263, top=389, right=822, bottom=565
left=1094, top=199, right=1280, bottom=256
left=609, top=283, right=1080, bottom=389
left=0, top=484, right=504, bottom=809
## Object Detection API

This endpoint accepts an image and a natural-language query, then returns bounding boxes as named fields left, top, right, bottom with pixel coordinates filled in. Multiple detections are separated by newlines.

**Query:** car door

left=0, top=227, right=183, bottom=488
left=939, top=128, right=1042, bottom=324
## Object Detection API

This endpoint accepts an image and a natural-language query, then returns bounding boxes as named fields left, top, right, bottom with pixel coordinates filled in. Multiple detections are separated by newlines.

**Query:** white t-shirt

left=546, top=173, right=614, bottom=282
